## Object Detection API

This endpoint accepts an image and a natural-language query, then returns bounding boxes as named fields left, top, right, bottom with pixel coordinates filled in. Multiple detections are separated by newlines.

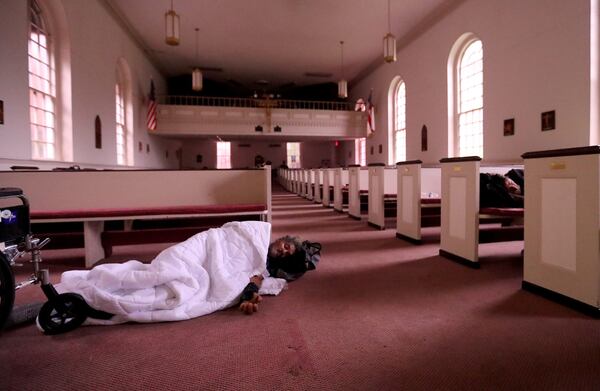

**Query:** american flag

left=146, top=79, right=157, bottom=130
left=367, top=90, right=375, bottom=134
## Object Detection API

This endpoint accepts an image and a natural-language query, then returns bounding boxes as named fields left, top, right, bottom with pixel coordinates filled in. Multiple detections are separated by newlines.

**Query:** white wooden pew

left=322, top=168, right=334, bottom=207
left=300, top=169, right=308, bottom=198
left=438, top=157, right=523, bottom=268
left=395, top=161, right=442, bottom=242
left=333, top=167, right=349, bottom=212
left=367, top=164, right=397, bottom=230
left=313, top=168, right=322, bottom=203
left=290, top=168, right=300, bottom=194
left=306, top=169, right=315, bottom=200
left=0, top=168, right=271, bottom=268
left=522, top=146, right=600, bottom=316
left=348, top=165, right=369, bottom=220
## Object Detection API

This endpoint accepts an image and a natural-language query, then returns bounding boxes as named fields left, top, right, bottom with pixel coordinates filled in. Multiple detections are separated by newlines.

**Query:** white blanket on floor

left=56, top=221, right=286, bottom=325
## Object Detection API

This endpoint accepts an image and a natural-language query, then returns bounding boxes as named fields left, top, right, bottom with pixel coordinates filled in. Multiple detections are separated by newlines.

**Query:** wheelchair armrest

left=0, top=188, right=24, bottom=198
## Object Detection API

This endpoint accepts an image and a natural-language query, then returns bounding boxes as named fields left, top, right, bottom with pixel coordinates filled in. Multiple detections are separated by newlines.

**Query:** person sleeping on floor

left=56, top=221, right=319, bottom=325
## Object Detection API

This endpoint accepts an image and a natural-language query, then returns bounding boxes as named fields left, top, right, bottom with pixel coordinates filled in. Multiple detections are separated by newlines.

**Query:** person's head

left=268, top=235, right=302, bottom=258
left=504, top=176, right=521, bottom=195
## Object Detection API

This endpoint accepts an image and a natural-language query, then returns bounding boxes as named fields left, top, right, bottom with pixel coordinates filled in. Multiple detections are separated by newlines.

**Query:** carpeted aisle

left=1, top=183, right=599, bottom=390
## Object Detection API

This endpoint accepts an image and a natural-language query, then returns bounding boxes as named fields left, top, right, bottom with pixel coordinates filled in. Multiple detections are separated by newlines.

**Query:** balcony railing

left=158, top=95, right=354, bottom=111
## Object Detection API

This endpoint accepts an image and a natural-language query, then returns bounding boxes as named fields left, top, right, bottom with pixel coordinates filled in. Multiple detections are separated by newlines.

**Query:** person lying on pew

left=480, top=169, right=524, bottom=208
left=240, top=236, right=321, bottom=314
left=55, top=222, right=319, bottom=327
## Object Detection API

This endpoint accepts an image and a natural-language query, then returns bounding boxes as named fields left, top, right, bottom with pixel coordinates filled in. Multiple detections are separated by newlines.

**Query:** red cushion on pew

left=31, top=203, right=267, bottom=220
left=421, top=198, right=441, bottom=205
left=479, top=207, right=524, bottom=217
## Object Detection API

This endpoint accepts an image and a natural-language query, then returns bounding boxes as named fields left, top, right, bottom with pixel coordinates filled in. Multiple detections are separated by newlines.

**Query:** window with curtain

left=28, top=0, right=56, bottom=160
left=287, top=142, right=301, bottom=168
left=216, top=141, right=231, bottom=169
left=394, top=80, right=406, bottom=163
left=457, top=39, right=483, bottom=157
left=355, top=138, right=366, bottom=166
left=115, top=83, right=126, bottom=165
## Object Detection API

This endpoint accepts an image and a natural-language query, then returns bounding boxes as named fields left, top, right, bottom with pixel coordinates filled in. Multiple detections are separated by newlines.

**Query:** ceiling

left=105, top=0, right=461, bottom=92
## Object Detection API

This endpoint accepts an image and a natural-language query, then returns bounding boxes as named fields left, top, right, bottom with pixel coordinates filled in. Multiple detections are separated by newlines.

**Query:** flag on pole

left=146, top=79, right=157, bottom=131
left=366, top=90, right=375, bottom=134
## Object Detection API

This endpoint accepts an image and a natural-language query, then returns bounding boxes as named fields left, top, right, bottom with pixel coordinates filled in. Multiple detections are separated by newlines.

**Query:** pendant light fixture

left=165, top=0, right=180, bottom=46
left=338, top=41, right=348, bottom=99
left=383, top=0, right=397, bottom=63
left=192, top=27, right=203, bottom=91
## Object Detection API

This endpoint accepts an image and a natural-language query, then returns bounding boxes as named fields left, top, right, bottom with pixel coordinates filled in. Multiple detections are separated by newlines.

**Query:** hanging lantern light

left=383, top=0, right=397, bottom=63
left=192, top=68, right=203, bottom=91
left=338, top=41, right=348, bottom=99
left=192, top=28, right=203, bottom=91
left=165, top=0, right=180, bottom=46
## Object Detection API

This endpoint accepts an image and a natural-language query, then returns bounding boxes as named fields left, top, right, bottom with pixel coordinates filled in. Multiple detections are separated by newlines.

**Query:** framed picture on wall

left=503, top=118, right=515, bottom=136
left=0, top=100, right=4, bottom=125
left=95, top=115, right=102, bottom=148
left=541, top=110, right=555, bottom=131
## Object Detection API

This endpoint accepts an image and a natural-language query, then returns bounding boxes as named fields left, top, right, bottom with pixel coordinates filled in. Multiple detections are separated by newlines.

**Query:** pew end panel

left=348, top=166, right=368, bottom=220
left=333, top=168, right=345, bottom=212
left=396, top=161, right=423, bottom=242
left=313, top=169, right=322, bottom=203
left=439, top=158, right=481, bottom=267
left=348, top=166, right=361, bottom=219
left=367, top=164, right=386, bottom=230
left=322, top=168, right=333, bottom=207
left=522, top=147, right=600, bottom=315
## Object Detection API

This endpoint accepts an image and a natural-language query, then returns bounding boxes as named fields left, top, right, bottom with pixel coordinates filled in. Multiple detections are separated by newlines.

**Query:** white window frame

left=28, top=0, right=57, bottom=160
left=216, top=141, right=231, bottom=169
left=448, top=34, right=483, bottom=158
left=286, top=142, right=301, bottom=169
left=115, top=83, right=126, bottom=165
left=355, top=138, right=366, bottom=166
left=393, top=80, right=406, bottom=163
left=115, top=59, right=134, bottom=166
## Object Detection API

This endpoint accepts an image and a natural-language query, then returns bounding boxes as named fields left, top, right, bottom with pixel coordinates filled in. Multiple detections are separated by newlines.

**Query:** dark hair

left=268, top=235, right=303, bottom=258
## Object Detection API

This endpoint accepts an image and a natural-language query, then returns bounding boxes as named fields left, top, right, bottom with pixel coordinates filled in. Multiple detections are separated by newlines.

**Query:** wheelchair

left=0, top=187, right=100, bottom=334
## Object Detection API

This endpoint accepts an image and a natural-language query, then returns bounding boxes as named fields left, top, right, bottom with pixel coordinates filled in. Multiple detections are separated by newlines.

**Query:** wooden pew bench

left=347, top=165, right=369, bottom=219
left=438, top=157, right=523, bottom=268
left=333, top=168, right=349, bottom=212
left=522, top=146, right=600, bottom=316
left=395, top=161, right=442, bottom=242
left=0, top=168, right=271, bottom=268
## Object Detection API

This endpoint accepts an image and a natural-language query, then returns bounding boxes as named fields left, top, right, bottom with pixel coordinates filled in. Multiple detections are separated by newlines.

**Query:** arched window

left=115, top=84, right=126, bottom=165
left=393, top=80, right=406, bottom=163
left=28, top=0, right=72, bottom=161
left=355, top=138, right=366, bottom=166
left=115, top=59, right=133, bottom=166
left=28, top=0, right=56, bottom=160
left=448, top=35, right=483, bottom=157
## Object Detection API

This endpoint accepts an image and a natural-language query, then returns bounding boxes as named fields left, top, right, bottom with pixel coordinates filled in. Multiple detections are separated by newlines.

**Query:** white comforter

left=57, top=221, right=286, bottom=325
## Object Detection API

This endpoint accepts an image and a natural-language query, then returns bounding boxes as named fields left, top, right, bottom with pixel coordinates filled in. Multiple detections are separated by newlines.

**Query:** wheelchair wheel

left=0, top=252, right=15, bottom=330
left=36, top=293, right=88, bottom=335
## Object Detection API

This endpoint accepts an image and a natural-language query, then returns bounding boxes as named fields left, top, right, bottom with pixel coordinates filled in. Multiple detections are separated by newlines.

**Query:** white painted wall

left=0, top=0, right=180, bottom=169
left=348, top=0, right=591, bottom=165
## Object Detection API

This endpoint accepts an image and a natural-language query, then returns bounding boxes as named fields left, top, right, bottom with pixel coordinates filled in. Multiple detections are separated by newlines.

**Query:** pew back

left=348, top=166, right=369, bottom=219
left=333, top=168, right=349, bottom=212
left=523, top=147, right=600, bottom=311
